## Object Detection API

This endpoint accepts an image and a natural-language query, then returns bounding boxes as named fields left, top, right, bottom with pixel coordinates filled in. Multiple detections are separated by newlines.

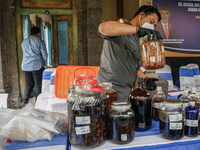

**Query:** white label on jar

left=169, top=114, right=182, bottom=121
left=150, top=56, right=155, bottom=62
left=115, top=102, right=128, bottom=105
left=121, top=134, right=127, bottom=141
left=139, top=122, right=146, bottom=128
left=161, top=46, right=165, bottom=52
left=127, top=112, right=133, bottom=115
left=75, top=116, right=91, bottom=125
left=169, top=123, right=182, bottom=130
left=185, top=119, right=198, bottom=127
left=182, top=103, right=189, bottom=109
left=75, top=126, right=90, bottom=135
left=154, top=102, right=163, bottom=108
left=106, top=95, right=110, bottom=98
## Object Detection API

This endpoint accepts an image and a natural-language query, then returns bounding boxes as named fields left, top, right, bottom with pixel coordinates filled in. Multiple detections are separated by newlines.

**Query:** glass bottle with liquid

left=152, top=86, right=165, bottom=121
left=159, top=99, right=184, bottom=140
left=129, top=77, right=152, bottom=131
left=185, top=101, right=199, bottom=137
left=179, top=89, right=189, bottom=111
left=109, top=101, right=135, bottom=144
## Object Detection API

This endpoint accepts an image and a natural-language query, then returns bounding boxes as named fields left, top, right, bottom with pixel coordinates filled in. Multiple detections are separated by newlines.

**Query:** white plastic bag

left=1, top=116, right=53, bottom=142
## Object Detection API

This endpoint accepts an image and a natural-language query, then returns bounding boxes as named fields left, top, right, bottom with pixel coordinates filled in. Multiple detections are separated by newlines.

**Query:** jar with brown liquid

left=67, top=78, right=105, bottom=149
left=109, top=101, right=135, bottom=144
left=99, top=82, right=117, bottom=140
left=159, top=99, right=184, bottom=140
left=152, top=86, right=165, bottom=121
left=129, top=77, right=152, bottom=131
left=140, top=36, right=166, bottom=70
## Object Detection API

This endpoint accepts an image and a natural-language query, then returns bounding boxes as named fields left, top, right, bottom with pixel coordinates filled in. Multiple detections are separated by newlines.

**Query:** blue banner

left=153, top=0, right=200, bottom=54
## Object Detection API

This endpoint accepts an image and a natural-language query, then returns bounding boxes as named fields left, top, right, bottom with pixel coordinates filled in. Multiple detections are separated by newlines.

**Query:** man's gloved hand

left=137, top=27, right=162, bottom=40
left=146, top=78, right=158, bottom=91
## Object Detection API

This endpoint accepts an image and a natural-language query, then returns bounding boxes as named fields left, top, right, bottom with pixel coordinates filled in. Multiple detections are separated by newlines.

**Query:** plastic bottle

left=152, top=86, right=165, bottom=121
left=185, top=101, right=199, bottom=137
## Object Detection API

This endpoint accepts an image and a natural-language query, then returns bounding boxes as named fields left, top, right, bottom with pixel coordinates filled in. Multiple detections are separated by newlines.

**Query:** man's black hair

left=134, top=5, right=161, bottom=22
left=30, top=27, right=40, bottom=35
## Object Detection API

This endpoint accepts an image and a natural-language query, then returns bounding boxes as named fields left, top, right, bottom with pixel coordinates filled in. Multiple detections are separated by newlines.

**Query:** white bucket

left=0, top=93, right=8, bottom=108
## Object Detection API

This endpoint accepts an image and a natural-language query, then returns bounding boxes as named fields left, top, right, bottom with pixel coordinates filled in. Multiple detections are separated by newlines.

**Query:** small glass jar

left=109, top=101, right=135, bottom=144
left=68, top=78, right=104, bottom=149
left=141, top=37, right=166, bottom=70
left=129, top=77, right=152, bottom=131
left=152, top=86, right=165, bottom=121
left=159, top=99, right=184, bottom=140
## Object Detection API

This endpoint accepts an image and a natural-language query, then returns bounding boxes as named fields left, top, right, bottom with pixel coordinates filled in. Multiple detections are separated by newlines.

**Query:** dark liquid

left=185, top=125, right=198, bottom=137
left=160, top=119, right=184, bottom=140
left=68, top=101, right=104, bottom=149
left=106, top=91, right=117, bottom=113
left=129, top=97, right=152, bottom=131
left=152, top=97, right=164, bottom=121
left=109, top=117, right=135, bottom=144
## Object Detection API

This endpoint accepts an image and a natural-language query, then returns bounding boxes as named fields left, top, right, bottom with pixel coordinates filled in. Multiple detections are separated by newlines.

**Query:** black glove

left=146, top=78, right=158, bottom=91
left=137, top=27, right=162, bottom=40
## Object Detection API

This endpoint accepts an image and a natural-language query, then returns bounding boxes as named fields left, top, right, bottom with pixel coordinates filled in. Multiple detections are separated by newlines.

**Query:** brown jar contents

left=152, top=86, right=165, bottom=121
left=141, top=39, right=165, bottom=70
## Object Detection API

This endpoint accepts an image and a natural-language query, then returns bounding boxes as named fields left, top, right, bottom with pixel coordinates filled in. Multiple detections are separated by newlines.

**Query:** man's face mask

left=138, top=15, right=154, bottom=30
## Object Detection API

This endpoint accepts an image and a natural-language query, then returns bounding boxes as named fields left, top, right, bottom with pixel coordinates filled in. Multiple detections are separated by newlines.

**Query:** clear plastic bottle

left=152, top=86, right=165, bottom=121
left=109, top=101, right=135, bottom=144
left=159, top=99, right=184, bottom=140
left=141, top=36, right=165, bottom=70
left=185, top=101, right=199, bottom=137
left=179, top=89, right=189, bottom=110
left=129, top=77, right=152, bottom=131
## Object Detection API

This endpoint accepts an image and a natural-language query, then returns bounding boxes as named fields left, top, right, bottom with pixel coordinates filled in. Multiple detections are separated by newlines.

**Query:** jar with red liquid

left=152, top=86, right=165, bottom=121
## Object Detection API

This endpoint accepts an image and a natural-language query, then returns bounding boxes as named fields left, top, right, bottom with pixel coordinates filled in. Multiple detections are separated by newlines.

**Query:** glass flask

left=159, top=99, right=184, bottom=140
left=152, top=86, right=165, bottom=121
left=129, top=77, right=152, bottom=131
left=109, top=101, right=135, bottom=144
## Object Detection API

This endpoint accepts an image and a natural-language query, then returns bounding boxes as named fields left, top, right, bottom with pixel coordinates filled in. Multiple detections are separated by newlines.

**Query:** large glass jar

left=159, top=99, right=184, bottom=140
left=129, top=77, right=152, bottom=131
left=152, top=86, right=165, bottom=121
left=67, top=78, right=104, bottom=149
left=109, top=101, right=135, bottom=144
left=141, top=37, right=166, bottom=70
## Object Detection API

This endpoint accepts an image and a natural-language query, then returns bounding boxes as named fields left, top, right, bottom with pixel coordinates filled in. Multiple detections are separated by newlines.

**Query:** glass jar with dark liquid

left=109, top=101, right=135, bottom=144
left=67, top=78, right=105, bottom=149
left=129, top=77, right=152, bottom=131
left=99, top=82, right=117, bottom=140
left=159, top=99, right=184, bottom=140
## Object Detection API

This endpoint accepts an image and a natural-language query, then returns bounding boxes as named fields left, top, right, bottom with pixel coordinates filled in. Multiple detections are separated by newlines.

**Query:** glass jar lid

left=111, top=101, right=131, bottom=111
left=163, top=99, right=182, bottom=108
